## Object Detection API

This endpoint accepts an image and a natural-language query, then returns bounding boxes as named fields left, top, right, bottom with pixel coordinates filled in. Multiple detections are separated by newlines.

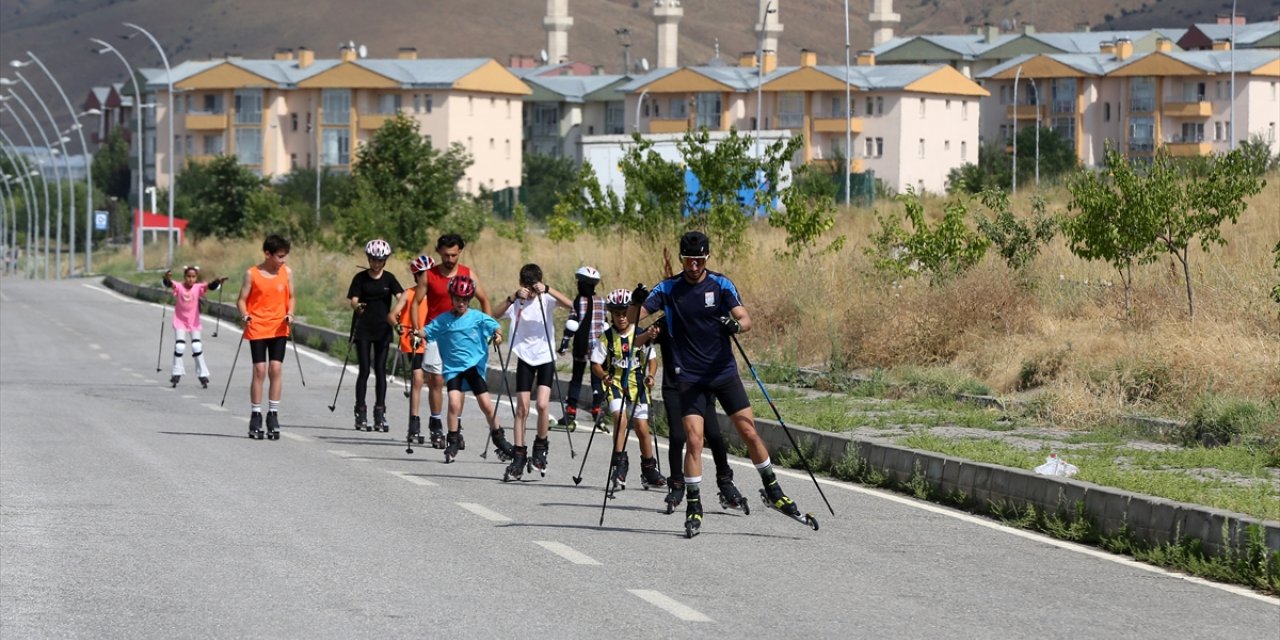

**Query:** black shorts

left=678, top=374, right=750, bottom=419
left=516, top=360, right=556, bottom=393
left=249, top=336, right=288, bottom=364
left=404, top=352, right=424, bottom=370
left=446, top=366, right=489, bottom=395
left=663, top=384, right=716, bottom=436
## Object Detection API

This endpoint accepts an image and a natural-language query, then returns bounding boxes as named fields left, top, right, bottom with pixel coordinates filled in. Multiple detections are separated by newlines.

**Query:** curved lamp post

left=122, top=23, right=175, bottom=269
left=5, top=72, right=70, bottom=278
left=93, top=38, right=146, bottom=271
left=0, top=114, right=47, bottom=278
left=1, top=91, right=59, bottom=278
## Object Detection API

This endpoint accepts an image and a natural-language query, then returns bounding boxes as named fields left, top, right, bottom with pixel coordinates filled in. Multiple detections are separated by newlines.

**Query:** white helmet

left=604, top=288, right=631, bottom=310
left=365, top=238, right=392, bottom=259
left=574, top=266, right=600, bottom=282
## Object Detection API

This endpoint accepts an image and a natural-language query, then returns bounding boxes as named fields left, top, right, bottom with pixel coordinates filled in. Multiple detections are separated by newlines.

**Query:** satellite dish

left=640, top=57, right=650, bottom=72
left=539, top=49, right=549, bottom=63
left=358, top=44, right=368, bottom=58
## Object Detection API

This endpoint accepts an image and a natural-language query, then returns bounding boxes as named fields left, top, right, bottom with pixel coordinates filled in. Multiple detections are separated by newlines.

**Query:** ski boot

left=443, top=431, right=461, bottom=463
left=169, top=374, right=181, bottom=388
left=354, top=405, right=369, bottom=431
left=456, top=422, right=466, bottom=451
left=607, top=451, right=629, bottom=496
left=556, top=406, right=577, bottom=431
left=504, top=445, right=528, bottom=482
left=716, top=470, right=750, bottom=514
left=490, top=427, right=514, bottom=462
left=428, top=417, right=446, bottom=449
left=529, top=436, right=549, bottom=477
left=248, top=412, right=264, bottom=439
left=592, top=407, right=608, bottom=433
left=265, top=411, right=280, bottom=440
left=405, top=416, right=422, bottom=454
left=374, top=405, right=389, bottom=432
left=684, top=496, right=703, bottom=538
left=198, top=376, right=209, bottom=389
left=664, top=477, right=685, bottom=515
left=760, top=481, right=819, bottom=531
left=640, top=457, right=666, bottom=490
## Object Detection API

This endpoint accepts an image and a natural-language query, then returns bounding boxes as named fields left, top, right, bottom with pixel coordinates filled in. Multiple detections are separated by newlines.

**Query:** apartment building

left=978, top=39, right=1280, bottom=166
left=140, top=46, right=530, bottom=195
left=621, top=50, right=987, bottom=193
left=518, top=72, right=629, bottom=163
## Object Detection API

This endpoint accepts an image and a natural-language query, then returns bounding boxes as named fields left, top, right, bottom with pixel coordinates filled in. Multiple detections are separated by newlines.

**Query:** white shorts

left=608, top=397, right=649, bottom=420
left=421, top=340, right=443, bottom=375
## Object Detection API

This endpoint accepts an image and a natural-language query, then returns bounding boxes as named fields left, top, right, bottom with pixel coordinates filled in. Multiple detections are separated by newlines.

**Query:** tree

left=866, top=188, right=990, bottom=285
left=177, top=155, right=270, bottom=238
left=92, top=129, right=131, bottom=203
left=337, top=114, right=472, bottom=252
left=521, top=154, right=577, bottom=220
left=975, top=189, right=1058, bottom=274
left=947, top=127, right=1079, bottom=194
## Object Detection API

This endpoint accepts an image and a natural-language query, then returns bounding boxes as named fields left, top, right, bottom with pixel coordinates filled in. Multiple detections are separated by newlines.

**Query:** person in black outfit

left=346, top=238, right=403, bottom=431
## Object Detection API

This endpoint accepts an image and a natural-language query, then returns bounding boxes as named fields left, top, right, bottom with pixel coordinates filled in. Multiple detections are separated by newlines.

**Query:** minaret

left=754, top=0, right=782, bottom=71
left=653, top=0, right=684, bottom=69
left=869, top=0, right=901, bottom=46
left=544, top=0, right=573, bottom=63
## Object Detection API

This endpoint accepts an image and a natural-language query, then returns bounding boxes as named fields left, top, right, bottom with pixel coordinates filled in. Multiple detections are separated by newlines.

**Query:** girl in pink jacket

left=162, top=266, right=227, bottom=388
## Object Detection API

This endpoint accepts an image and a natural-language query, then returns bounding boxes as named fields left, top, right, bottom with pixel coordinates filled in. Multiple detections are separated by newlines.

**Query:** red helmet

left=604, top=288, right=631, bottom=310
left=410, top=255, right=436, bottom=274
left=448, top=275, right=476, bottom=299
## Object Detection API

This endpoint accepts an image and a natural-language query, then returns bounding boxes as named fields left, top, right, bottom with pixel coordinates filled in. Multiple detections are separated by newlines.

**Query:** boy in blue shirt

left=420, top=275, right=514, bottom=464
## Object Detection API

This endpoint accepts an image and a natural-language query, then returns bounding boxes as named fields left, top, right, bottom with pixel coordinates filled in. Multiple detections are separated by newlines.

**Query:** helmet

left=679, top=231, right=710, bottom=257
left=604, top=288, right=631, bottom=310
left=448, top=275, right=476, bottom=299
left=365, top=239, right=392, bottom=259
left=409, top=255, right=436, bottom=274
left=574, top=266, right=601, bottom=282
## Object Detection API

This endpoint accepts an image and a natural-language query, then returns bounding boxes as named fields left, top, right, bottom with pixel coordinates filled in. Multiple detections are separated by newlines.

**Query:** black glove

left=630, top=282, right=649, bottom=306
left=718, top=316, right=741, bottom=335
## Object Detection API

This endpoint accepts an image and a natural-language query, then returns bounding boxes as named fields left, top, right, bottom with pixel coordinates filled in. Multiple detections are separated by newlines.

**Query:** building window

left=1000, top=85, right=1009, bottom=104
left=778, top=92, right=804, bottom=128
left=918, top=138, right=925, bottom=158
left=1104, top=102, right=1111, bottom=122
left=865, top=96, right=874, bottom=116
left=200, top=94, right=224, bottom=114
left=234, top=128, right=262, bottom=165
left=1129, top=77, right=1155, bottom=112
left=489, top=137, right=495, bottom=149
left=1214, top=121, right=1224, bottom=140
left=875, top=137, right=884, bottom=157
left=864, top=137, right=874, bottom=157
left=919, top=98, right=926, bottom=118
left=505, top=139, right=511, bottom=159
left=321, top=128, right=349, bottom=164
left=322, top=89, right=351, bottom=125
left=1051, top=78, right=1077, bottom=113
left=234, top=89, right=263, bottom=125
left=1272, top=82, right=1278, bottom=101
left=1000, top=124, right=1009, bottom=141
left=876, top=96, right=884, bottom=115
left=695, top=92, right=722, bottom=129
left=490, top=97, right=495, bottom=108
left=1128, top=116, right=1155, bottom=152
left=413, top=94, right=420, bottom=113
left=290, top=153, right=296, bottom=169
left=290, top=113, right=298, bottom=132
left=378, top=94, right=402, bottom=114
left=508, top=99, right=513, bottom=119
left=1053, top=116, right=1076, bottom=144
left=1270, top=122, right=1277, bottom=142
left=1180, top=122, right=1205, bottom=142
left=946, top=99, right=952, bottom=110
left=961, top=101, right=968, bottom=120
left=468, top=96, right=474, bottom=116
left=961, top=140, right=967, bottom=160
left=184, top=135, right=192, bottom=156
left=425, top=94, right=433, bottom=114
left=305, top=112, right=312, bottom=133
left=467, top=136, right=473, bottom=152
left=944, top=140, right=950, bottom=151
left=605, top=101, right=625, bottom=134
left=202, top=134, right=223, bottom=155
left=668, top=96, right=688, bottom=119
left=1215, top=81, right=1224, bottom=100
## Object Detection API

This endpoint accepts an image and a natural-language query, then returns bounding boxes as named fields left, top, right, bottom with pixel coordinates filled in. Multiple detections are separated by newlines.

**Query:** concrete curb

left=102, top=276, right=1280, bottom=560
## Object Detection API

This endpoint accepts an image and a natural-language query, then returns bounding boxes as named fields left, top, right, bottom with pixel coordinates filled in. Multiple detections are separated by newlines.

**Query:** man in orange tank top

left=235, top=234, right=294, bottom=440
left=410, top=233, right=490, bottom=448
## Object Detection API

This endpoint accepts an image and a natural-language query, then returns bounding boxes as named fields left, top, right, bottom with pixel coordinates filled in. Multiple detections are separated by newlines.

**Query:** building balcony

left=1051, top=100, right=1075, bottom=115
left=648, top=118, right=690, bottom=134
left=1164, top=137, right=1211, bottom=156
left=812, top=116, right=864, bottom=134
left=778, top=113, right=805, bottom=129
left=185, top=113, right=228, bottom=130
left=1163, top=101, right=1212, bottom=118
left=358, top=114, right=393, bottom=130
left=1129, top=98, right=1155, bottom=113
left=1127, top=138, right=1156, bottom=153
left=809, top=157, right=863, bottom=173
left=1006, top=104, right=1045, bottom=120
left=187, top=154, right=219, bottom=165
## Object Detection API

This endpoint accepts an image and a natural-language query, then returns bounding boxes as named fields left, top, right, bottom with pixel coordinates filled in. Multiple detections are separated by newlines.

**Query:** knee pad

left=190, top=339, right=203, bottom=356
left=173, top=340, right=186, bottom=356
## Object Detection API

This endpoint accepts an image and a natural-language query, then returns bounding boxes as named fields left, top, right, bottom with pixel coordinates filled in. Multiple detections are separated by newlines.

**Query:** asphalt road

left=2, top=278, right=1276, bottom=639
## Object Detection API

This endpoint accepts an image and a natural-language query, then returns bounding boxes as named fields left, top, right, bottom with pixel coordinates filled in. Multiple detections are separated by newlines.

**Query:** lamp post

left=1012, top=66, right=1021, bottom=195
left=93, top=38, right=146, bottom=271
left=754, top=1, right=776, bottom=161
left=1229, top=0, right=1237, bottom=151
left=122, top=23, right=175, bottom=269
left=8, top=71, right=74, bottom=278
left=633, top=89, right=650, bottom=132
left=2, top=89, right=62, bottom=278
left=15, top=53, right=98, bottom=275
left=0, top=135, right=42, bottom=278
left=843, top=0, right=852, bottom=207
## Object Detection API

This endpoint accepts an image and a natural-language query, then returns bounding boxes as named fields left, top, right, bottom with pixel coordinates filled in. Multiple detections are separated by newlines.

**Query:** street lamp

left=93, top=38, right=146, bottom=271
left=0, top=134, right=43, bottom=278
left=633, top=89, right=649, bottom=132
left=122, top=23, right=175, bottom=269
left=754, top=1, right=777, bottom=161
left=5, top=71, right=71, bottom=278
left=843, top=0, right=852, bottom=207
left=15, top=53, right=99, bottom=275
left=1, top=88, right=62, bottom=278
left=1229, top=0, right=1237, bottom=150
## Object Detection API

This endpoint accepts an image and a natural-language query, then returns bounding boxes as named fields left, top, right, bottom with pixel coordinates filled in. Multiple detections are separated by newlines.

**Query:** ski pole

left=571, top=409, right=610, bottom=485
left=327, top=312, right=357, bottom=411
left=212, top=285, right=224, bottom=338
left=536, top=291, right=576, bottom=458
left=731, top=334, right=835, bottom=516
left=291, top=331, right=306, bottom=387
left=155, top=295, right=168, bottom=372
left=399, top=351, right=412, bottom=399
left=600, top=344, right=649, bottom=526
left=220, top=330, right=246, bottom=407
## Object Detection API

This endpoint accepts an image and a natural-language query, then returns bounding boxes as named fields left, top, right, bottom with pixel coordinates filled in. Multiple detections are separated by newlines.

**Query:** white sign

left=94, top=211, right=109, bottom=231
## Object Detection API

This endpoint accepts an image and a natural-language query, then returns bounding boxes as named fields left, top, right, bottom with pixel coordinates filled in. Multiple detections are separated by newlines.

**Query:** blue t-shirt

left=424, top=309, right=499, bottom=382
left=642, top=271, right=742, bottom=384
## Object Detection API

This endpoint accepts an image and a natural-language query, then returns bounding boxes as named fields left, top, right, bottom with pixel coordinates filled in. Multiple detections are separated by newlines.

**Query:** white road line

left=200, top=403, right=228, bottom=412
left=0, top=291, right=8, bottom=302
left=130, top=373, right=144, bottom=379
left=280, top=432, right=309, bottom=442
left=533, top=541, right=601, bottom=565
left=628, top=590, right=712, bottom=622
left=181, top=395, right=196, bottom=399
left=98, top=353, right=111, bottom=360
left=327, top=449, right=355, bottom=458
left=82, top=283, right=142, bottom=303
left=387, top=470, right=437, bottom=486
left=88, top=343, right=101, bottom=350
left=456, top=502, right=512, bottom=522
left=121, top=367, right=133, bottom=372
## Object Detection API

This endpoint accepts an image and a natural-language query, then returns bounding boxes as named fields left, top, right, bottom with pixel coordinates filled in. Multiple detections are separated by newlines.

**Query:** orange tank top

left=425, top=264, right=471, bottom=324
left=244, top=265, right=291, bottom=340
left=398, top=288, right=428, bottom=353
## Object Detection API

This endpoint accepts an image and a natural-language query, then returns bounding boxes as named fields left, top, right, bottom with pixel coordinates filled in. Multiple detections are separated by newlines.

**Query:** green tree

left=337, top=113, right=472, bottom=252
left=866, top=188, right=990, bottom=285
left=769, top=163, right=845, bottom=260
left=272, top=167, right=355, bottom=227
left=92, top=129, right=131, bottom=203
left=177, top=155, right=270, bottom=238
left=1271, top=241, right=1280, bottom=305
left=948, top=127, right=1079, bottom=194
left=521, top=154, right=577, bottom=220
left=975, top=189, right=1059, bottom=274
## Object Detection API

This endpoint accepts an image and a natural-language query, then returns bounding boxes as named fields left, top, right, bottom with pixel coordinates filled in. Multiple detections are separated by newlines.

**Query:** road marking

left=130, top=373, right=144, bottom=379
left=121, top=367, right=133, bottom=372
left=201, top=403, right=227, bottom=412
left=533, top=541, right=600, bottom=565
left=456, top=502, right=511, bottom=522
left=181, top=395, right=195, bottom=399
left=327, top=449, right=355, bottom=458
left=280, top=432, right=309, bottom=442
left=628, top=590, right=712, bottom=622
left=82, top=283, right=141, bottom=303
left=0, top=291, right=7, bottom=302
left=98, top=353, right=111, bottom=360
left=88, top=343, right=101, bottom=350
left=387, top=470, right=437, bottom=486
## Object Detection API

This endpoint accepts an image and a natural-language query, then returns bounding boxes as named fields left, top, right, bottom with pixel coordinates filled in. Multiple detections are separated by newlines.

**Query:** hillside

left=0, top=0, right=1270, bottom=125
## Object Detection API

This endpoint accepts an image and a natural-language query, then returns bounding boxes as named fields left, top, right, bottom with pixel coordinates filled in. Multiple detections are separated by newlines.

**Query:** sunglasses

left=679, top=255, right=708, bottom=265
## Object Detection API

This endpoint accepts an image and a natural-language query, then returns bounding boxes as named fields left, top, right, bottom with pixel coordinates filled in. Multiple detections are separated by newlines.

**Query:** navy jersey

left=642, top=271, right=742, bottom=384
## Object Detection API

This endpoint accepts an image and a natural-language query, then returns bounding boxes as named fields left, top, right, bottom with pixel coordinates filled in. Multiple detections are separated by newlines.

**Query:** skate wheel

left=806, top=515, right=819, bottom=531
left=417, top=436, right=425, bottom=444
left=743, top=502, right=751, bottom=516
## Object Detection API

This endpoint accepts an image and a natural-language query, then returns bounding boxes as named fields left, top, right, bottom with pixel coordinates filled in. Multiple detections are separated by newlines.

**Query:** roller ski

left=405, top=416, right=423, bottom=454
left=265, top=411, right=280, bottom=440
left=198, top=376, right=209, bottom=389
left=529, top=436, right=549, bottom=477
left=354, top=405, right=370, bottom=432
left=663, top=477, right=684, bottom=515
left=373, top=405, right=390, bottom=433
left=170, top=375, right=181, bottom=388
left=716, top=471, right=750, bottom=514
left=456, top=422, right=466, bottom=450
left=684, top=497, right=703, bottom=538
left=593, top=408, right=609, bottom=434
left=606, top=451, right=629, bottom=498
left=489, top=427, right=514, bottom=462
left=248, top=412, right=265, bottom=440
left=428, top=417, right=446, bottom=449
left=760, top=484, right=818, bottom=531
left=554, top=410, right=577, bottom=433
left=640, top=457, right=666, bottom=490
left=443, top=431, right=461, bottom=463
left=503, top=445, right=528, bottom=482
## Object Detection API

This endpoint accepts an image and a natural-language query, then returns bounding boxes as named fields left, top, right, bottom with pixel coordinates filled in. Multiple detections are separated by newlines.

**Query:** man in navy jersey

left=633, top=231, right=805, bottom=535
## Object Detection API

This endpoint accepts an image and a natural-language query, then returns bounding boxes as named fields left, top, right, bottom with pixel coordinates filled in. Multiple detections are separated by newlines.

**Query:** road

left=1, top=278, right=1276, bottom=638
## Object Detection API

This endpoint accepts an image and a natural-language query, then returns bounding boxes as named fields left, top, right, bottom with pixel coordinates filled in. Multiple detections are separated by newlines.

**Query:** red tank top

left=425, top=264, right=471, bottom=323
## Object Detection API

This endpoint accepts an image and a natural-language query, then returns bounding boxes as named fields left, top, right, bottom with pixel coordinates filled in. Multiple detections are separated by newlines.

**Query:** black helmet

left=679, top=231, right=710, bottom=257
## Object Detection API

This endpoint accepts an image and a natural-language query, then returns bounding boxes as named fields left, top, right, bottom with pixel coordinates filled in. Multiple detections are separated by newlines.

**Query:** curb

left=103, top=276, right=1280, bottom=560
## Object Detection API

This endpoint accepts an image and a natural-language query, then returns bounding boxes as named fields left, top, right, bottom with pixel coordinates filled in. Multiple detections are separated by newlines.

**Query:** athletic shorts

left=249, top=336, right=288, bottom=364
left=678, top=374, right=750, bottom=419
left=421, top=340, right=443, bottom=375
left=403, top=352, right=424, bottom=370
left=445, top=366, right=488, bottom=395
left=516, top=360, right=555, bottom=393
left=607, top=397, right=650, bottom=420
